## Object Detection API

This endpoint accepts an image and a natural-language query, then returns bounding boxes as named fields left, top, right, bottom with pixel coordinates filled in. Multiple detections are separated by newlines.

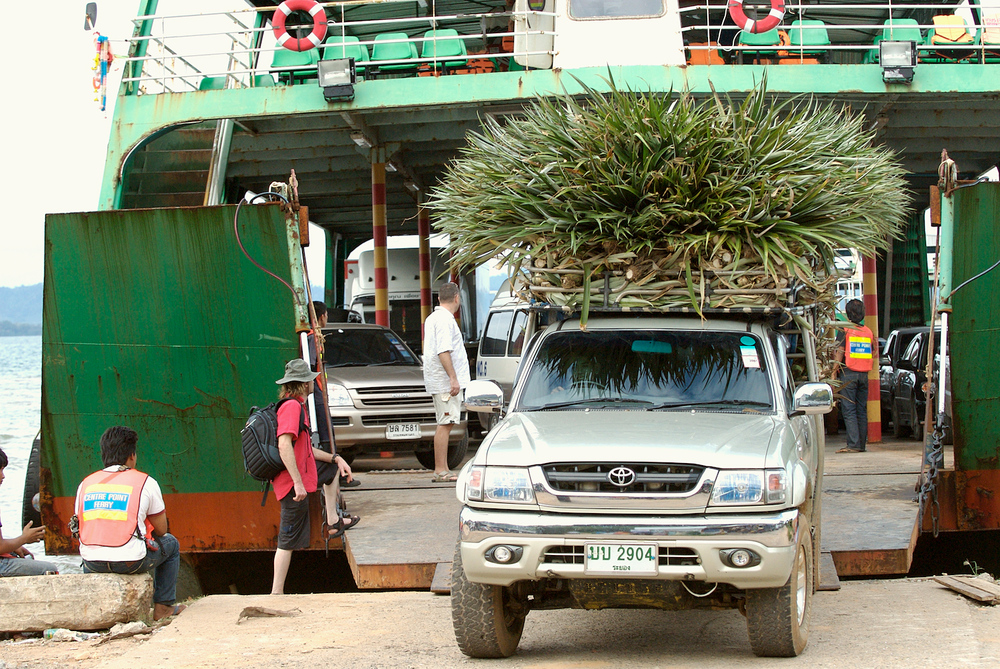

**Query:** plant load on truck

left=430, top=79, right=909, bottom=335
left=428, top=80, right=912, bottom=661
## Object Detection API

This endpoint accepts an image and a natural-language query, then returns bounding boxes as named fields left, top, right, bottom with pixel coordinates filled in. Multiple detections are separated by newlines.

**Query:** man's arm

left=278, top=433, right=307, bottom=501
left=147, top=510, right=169, bottom=537
left=438, top=350, right=461, bottom=397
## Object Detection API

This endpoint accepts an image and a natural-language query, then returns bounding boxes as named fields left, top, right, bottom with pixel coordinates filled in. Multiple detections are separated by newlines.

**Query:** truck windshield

left=323, top=328, right=419, bottom=367
left=517, top=330, right=772, bottom=411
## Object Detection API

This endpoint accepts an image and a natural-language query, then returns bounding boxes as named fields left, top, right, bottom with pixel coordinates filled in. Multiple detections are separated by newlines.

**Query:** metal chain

left=917, top=415, right=946, bottom=538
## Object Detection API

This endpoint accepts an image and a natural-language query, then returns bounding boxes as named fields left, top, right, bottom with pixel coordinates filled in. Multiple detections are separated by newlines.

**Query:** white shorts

left=433, top=392, right=463, bottom=425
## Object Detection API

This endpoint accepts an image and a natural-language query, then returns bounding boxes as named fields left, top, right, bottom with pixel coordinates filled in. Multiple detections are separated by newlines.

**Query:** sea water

left=0, top=336, right=81, bottom=573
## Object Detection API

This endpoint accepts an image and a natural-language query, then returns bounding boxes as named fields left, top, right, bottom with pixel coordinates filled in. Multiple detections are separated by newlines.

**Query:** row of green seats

left=270, top=28, right=469, bottom=83
left=864, top=16, right=1000, bottom=64
left=737, top=20, right=830, bottom=63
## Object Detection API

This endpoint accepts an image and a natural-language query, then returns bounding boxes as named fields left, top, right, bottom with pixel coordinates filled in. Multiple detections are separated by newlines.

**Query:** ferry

left=34, top=0, right=1000, bottom=582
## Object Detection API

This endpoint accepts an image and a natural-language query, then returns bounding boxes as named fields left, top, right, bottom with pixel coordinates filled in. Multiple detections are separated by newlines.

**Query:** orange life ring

left=728, top=0, right=784, bottom=34
left=272, top=0, right=328, bottom=52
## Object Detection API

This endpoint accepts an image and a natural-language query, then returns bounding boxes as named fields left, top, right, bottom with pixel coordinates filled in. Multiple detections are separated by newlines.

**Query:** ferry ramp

left=341, top=435, right=936, bottom=591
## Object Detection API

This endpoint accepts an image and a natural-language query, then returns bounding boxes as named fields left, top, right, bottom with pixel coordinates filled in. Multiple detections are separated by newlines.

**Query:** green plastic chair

left=371, top=32, right=419, bottom=76
left=738, top=29, right=781, bottom=63
left=786, top=20, right=830, bottom=53
left=420, top=29, right=468, bottom=72
left=253, top=74, right=275, bottom=87
left=322, top=34, right=370, bottom=75
left=270, top=48, right=319, bottom=84
left=198, top=76, right=227, bottom=90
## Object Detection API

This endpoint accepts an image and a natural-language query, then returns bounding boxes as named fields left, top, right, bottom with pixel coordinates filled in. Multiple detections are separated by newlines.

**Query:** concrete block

left=0, top=572, right=153, bottom=632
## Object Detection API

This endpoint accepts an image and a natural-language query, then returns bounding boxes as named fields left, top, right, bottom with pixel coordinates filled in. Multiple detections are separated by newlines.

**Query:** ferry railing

left=681, top=0, right=1000, bottom=65
left=117, top=3, right=556, bottom=96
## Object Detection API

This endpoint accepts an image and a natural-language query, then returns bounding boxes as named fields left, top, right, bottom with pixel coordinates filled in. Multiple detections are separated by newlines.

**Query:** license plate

left=385, top=423, right=421, bottom=440
left=584, top=542, right=658, bottom=576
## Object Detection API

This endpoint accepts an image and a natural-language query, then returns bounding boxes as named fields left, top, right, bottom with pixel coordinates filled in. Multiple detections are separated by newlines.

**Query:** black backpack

left=240, top=398, right=307, bottom=505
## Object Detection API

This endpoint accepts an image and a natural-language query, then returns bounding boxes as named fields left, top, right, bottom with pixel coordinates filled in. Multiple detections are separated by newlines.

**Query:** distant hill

left=0, top=283, right=42, bottom=326
left=0, top=320, right=41, bottom=336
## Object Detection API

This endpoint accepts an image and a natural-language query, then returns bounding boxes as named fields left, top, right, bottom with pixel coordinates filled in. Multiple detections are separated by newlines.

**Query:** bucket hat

left=275, top=358, right=320, bottom=384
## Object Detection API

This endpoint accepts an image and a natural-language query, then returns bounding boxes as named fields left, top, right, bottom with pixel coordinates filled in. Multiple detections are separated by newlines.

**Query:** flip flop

left=432, top=472, right=458, bottom=482
left=836, top=448, right=860, bottom=453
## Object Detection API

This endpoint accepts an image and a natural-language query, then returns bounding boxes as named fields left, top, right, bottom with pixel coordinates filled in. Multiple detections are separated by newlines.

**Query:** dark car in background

left=321, top=323, right=468, bottom=468
left=888, top=327, right=951, bottom=442
left=879, top=326, right=930, bottom=427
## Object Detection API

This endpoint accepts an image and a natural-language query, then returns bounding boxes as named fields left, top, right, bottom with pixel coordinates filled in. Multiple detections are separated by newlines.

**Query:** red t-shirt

left=271, top=398, right=317, bottom=501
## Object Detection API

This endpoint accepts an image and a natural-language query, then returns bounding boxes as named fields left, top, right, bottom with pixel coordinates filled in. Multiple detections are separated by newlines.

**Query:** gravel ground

left=3, top=577, right=999, bottom=669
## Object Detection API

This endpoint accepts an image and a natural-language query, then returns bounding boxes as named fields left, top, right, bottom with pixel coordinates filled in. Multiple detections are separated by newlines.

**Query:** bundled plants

left=428, top=79, right=910, bottom=321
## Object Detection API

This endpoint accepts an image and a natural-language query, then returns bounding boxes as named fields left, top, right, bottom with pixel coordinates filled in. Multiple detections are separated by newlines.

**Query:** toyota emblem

left=607, top=466, right=636, bottom=488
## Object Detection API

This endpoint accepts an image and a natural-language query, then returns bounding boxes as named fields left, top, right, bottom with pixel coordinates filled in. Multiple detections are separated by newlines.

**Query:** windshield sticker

left=740, top=336, right=756, bottom=346
left=740, top=345, right=760, bottom=368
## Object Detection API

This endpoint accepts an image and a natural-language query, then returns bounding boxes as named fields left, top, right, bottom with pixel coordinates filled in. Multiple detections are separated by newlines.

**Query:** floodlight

left=880, top=40, right=917, bottom=83
left=318, top=58, right=356, bottom=101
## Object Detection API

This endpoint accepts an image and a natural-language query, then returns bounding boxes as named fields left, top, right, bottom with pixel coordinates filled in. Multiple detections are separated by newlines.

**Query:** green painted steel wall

left=950, top=182, right=1000, bottom=472
left=41, top=204, right=300, bottom=499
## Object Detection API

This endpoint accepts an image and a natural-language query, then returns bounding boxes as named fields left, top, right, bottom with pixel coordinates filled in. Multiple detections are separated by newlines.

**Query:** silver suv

left=322, top=323, right=468, bottom=468
left=453, top=313, right=832, bottom=658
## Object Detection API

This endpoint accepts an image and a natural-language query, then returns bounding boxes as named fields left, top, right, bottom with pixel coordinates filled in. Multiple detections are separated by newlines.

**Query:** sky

left=0, top=1, right=325, bottom=290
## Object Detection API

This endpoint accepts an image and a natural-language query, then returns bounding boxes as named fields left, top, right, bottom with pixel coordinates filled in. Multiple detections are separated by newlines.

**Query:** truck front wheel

left=451, top=544, right=526, bottom=658
left=745, top=528, right=812, bottom=657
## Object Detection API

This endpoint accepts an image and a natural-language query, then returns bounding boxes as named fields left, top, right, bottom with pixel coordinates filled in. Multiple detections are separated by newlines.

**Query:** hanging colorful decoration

left=93, top=32, right=114, bottom=111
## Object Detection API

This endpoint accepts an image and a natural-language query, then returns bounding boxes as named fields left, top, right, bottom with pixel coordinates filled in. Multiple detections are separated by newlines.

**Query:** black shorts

left=315, top=441, right=338, bottom=487
left=277, top=492, right=311, bottom=550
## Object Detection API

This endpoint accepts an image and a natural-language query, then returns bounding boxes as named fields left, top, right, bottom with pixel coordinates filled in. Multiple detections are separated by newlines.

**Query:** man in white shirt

left=75, top=426, right=184, bottom=621
left=422, top=282, right=470, bottom=482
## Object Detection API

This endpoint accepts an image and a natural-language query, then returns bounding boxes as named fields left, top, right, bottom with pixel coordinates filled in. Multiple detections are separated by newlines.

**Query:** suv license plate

left=385, top=423, right=421, bottom=440
left=584, top=542, right=658, bottom=576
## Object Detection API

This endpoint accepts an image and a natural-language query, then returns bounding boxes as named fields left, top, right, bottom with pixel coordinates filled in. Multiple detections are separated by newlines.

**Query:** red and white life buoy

left=728, top=0, right=784, bottom=34
left=273, top=0, right=328, bottom=52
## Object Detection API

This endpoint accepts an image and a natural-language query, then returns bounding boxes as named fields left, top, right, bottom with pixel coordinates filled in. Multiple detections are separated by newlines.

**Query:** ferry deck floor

left=340, top=431, right=940, bottom=591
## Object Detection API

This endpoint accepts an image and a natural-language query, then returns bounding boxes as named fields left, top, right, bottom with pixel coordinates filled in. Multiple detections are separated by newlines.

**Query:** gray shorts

left=277, top=492, right=310, bottom=550
left=433, top=392, right=463, bottom=425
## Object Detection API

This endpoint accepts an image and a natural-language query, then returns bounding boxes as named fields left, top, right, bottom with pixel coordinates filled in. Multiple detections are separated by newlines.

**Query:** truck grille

left=354, top=386, right=433, bottom=408
left=542, top=545, right=700, bottom=567
left=361, top=412, right=467, bottom=426
left=542, top=463, right=704, bottom=494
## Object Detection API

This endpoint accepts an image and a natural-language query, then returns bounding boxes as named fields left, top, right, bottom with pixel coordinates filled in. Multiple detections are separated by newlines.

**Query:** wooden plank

left=430, top=562, right=452, bottom=595
left=818, top=551, right=841, bottom=591
left=933, top=575, right=1000, bottom=603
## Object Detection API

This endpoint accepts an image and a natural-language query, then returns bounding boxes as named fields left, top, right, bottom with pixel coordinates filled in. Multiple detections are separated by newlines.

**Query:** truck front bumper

left=458, top=506, right=801, bottom=589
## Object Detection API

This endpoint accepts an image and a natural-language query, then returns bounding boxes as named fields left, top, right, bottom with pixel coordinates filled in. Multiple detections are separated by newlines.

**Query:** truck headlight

left=326, top=383, right=353, bottom=408
left=711, top=469, right=788, bottom=505
left=483, top=467, right=535, bottom=503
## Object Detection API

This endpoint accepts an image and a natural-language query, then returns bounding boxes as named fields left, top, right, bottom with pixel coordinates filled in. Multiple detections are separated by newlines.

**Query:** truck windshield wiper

left=535, top=398, right=653, bottom=411
left=326, top=362, right=371, bottom=368
left=649, top=399, right=772, bottom=411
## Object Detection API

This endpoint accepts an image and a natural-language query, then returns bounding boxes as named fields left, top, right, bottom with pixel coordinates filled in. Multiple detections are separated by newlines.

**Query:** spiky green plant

left=428, top=79, right=910, bottom=315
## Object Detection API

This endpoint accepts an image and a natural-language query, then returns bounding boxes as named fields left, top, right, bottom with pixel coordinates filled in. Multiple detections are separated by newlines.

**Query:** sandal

left=836, top=448, right=861, bottom=453
left=326, top=513, right=362, bottom=539
left=431, top=471, right=458, bottom=483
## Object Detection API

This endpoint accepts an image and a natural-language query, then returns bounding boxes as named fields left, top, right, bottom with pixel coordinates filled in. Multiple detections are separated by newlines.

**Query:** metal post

left=325, top=231, right=339, bottom=308
left=418, top=196, right=432, bottom=341
left=371, top=155, right=389, bottom=327
left=862, top=255, right=882, bottom=443
left=203, top=119, right=234, bottom=205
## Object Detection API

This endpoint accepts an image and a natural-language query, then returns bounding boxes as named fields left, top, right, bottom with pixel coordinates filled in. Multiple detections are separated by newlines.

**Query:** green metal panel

left=876, top=211, right=930, bottom=331
left=949, top=183, right=1000, bottom=472
left=41, top=204, right=301, bottom=500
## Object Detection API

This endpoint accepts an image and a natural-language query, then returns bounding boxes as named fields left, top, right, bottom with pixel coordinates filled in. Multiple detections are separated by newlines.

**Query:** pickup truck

left=453, top=311, right=833, bottom=658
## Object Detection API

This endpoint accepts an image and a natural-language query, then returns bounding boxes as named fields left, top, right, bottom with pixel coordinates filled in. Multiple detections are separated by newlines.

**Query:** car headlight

left=465, top=466, right=534, bottom=504
left=326, top=383, right=353, bottom=408
left=710, top=469, right=788, bottom=506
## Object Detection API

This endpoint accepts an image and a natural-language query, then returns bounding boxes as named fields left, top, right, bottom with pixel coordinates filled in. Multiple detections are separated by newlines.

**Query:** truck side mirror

left=790, top=383, right=834, bottom=416
left=465, top=379, right=503, bottom=412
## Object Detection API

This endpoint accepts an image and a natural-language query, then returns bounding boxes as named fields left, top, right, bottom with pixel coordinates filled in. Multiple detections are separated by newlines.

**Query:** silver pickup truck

left=453, top=312, right=833, bottom=658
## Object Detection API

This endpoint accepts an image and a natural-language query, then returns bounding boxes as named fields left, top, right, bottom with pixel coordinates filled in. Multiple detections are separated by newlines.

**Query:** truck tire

left=451, top=544, right=525, bottom=658
left=22, top=436, right=42, bottom=528
left=414, top=430, right=469, bottom=471
left=745, top=527, right=812, bottom=657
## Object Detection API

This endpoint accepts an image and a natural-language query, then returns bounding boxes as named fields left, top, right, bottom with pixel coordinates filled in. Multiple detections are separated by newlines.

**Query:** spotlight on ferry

left=318, top=57, right=356, bottom=101
left=880, top=40, right=916, bottom=84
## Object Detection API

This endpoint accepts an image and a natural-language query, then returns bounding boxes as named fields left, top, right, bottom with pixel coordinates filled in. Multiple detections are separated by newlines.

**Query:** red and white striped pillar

left=372, top=157, right=389, bottom=328
left=417, top=197, right=432, bottom=341
left=861, top=254, right=882, bottom=443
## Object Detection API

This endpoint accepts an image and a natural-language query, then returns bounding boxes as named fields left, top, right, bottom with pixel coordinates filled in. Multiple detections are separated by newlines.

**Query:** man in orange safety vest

left=834, top=299, right=875, bottom=453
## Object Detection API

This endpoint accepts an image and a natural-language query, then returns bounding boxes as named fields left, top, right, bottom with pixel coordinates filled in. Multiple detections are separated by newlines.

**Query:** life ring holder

left=728, top=0, right=784, bottom=34
left=272, top=0, right=328, bottom=52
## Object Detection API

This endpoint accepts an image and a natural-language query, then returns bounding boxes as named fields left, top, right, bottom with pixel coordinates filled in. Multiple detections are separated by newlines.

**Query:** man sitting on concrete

left=0, top=447, right=60, bottom=577
left=75, top=426, right=184, bottom=620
